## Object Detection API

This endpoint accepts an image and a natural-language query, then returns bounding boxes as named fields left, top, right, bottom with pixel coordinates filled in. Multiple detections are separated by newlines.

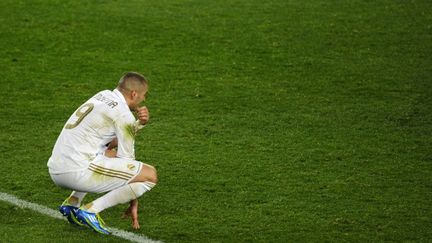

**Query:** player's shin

left=84, top=182, right=155, bottom=213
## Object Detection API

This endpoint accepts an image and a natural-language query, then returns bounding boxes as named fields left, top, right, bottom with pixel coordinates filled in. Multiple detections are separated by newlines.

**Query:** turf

left=0, top=0, right=431, bottom=242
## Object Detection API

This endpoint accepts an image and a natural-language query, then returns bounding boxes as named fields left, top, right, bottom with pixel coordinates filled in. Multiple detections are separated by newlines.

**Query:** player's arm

left=114, top=114, right=137, bottom=159
left=122, top=199, right=140, bottom=229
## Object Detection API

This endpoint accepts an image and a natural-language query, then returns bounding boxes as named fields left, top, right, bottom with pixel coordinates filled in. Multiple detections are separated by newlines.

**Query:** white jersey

left=48, top=89, right=143, bottom=174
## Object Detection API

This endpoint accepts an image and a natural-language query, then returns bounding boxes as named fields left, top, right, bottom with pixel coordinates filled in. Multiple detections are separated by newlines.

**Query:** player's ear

left=131, top=90, right=137, bottom=99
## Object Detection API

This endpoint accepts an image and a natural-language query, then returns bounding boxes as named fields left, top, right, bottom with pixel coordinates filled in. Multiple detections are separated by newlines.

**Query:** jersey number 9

left=65, top=103, right=94, bottom=129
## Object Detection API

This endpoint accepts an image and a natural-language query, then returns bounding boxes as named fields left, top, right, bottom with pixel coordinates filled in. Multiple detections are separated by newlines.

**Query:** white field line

left=0, top=192, right=161, bottom=243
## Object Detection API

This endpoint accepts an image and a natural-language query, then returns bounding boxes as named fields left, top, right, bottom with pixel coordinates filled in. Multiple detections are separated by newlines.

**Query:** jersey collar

left=113, top=89, right=128, bottom=105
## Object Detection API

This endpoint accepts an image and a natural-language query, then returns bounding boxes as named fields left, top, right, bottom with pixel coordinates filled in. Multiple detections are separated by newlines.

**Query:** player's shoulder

left=88, top=90, right=134, bottom=123
left=92, top=90, right=115, bottom=100
left=89, top=90, right=121, bottom=110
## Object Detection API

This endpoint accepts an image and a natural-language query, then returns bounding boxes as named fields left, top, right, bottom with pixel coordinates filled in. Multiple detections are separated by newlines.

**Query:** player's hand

left=104, top=149, right=117, bottom=158
left=122, top=199, right=140, bottom=229
left=136, top=106, right=149, bottom=125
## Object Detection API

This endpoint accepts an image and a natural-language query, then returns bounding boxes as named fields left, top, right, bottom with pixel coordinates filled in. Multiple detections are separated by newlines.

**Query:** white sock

left=86, top=182, right=155, bottom=213
left=68, top=191, right=87, bottom=207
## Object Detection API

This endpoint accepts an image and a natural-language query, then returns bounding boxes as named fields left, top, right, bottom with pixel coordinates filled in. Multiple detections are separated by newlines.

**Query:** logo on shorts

left=127, top=164, right=136, bottom=171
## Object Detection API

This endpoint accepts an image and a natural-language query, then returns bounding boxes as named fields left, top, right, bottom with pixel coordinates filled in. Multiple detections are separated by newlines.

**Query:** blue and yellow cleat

left=75, top=208, right=111, bottom=235
left=59, top=201, right=84, bottom=226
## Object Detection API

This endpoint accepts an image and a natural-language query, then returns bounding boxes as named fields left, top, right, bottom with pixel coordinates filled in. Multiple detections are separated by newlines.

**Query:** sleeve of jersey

left=114, top=113, right=136, bottom=160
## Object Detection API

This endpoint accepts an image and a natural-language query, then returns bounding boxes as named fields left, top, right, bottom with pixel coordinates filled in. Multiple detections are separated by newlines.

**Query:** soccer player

left=47, top=72, right=157, bottom=234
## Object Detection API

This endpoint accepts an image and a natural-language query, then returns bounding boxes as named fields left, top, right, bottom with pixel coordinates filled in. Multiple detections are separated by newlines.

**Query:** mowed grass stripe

left=0, top=192, right=161, bottom=243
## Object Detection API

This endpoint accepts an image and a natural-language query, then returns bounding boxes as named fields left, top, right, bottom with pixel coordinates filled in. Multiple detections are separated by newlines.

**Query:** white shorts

left=49, top=155, right=143, bottom=193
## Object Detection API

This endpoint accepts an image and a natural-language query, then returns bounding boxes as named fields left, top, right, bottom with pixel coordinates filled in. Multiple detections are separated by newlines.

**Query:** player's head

left=117, top=72, right=148, bottom=111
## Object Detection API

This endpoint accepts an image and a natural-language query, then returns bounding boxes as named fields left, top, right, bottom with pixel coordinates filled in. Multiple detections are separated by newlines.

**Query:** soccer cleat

left=75, top=208, right=112, bottom=235
left=59, top=200, right=84, bottom=226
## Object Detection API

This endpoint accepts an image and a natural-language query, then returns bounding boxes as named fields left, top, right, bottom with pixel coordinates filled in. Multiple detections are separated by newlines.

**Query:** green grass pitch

left=0, top=0, right=431, bottom=242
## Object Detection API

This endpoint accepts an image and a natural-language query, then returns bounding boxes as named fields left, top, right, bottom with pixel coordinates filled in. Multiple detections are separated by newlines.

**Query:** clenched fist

left=136, top=106, right=149, bottom=125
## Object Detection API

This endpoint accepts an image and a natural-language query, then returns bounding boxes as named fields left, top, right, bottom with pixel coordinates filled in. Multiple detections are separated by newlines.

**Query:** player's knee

left=134, top=164, right=158, bottom=184
left=147, top=166, right=158, bottom=184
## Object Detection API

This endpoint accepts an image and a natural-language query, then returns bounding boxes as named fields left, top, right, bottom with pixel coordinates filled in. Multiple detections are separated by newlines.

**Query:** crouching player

left=47, top=72, right=157, bottom=234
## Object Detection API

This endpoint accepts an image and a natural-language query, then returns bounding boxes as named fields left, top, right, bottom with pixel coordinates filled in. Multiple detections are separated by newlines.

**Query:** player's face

left=130, top=84, right=148, bottom=110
